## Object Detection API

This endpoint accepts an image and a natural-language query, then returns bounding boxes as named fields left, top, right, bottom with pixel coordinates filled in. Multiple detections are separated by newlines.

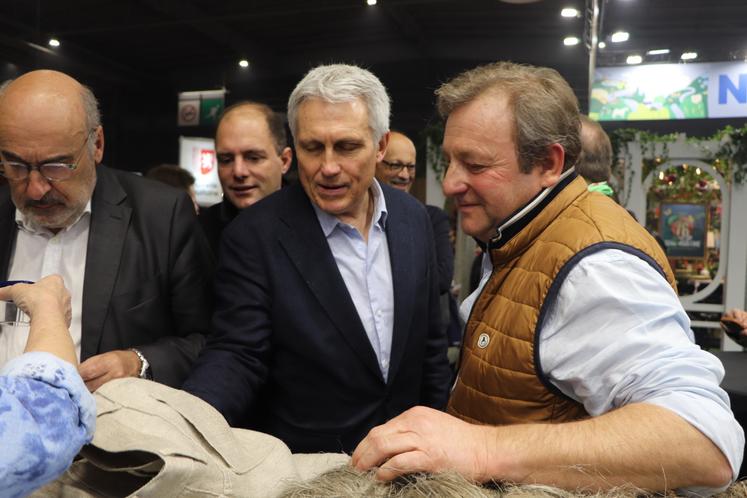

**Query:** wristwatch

left=129, top=348, right=153, bottom=380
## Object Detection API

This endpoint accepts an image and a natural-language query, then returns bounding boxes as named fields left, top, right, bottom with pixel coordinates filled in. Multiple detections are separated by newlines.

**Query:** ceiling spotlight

left=561, top=8, right=579, bottom=17
left=238, top=59, right=249, bottom=68
left=598, top=41, right=606, bottom=49
left=647, top=49, right=670, bottom=55
left=626, top=55, right=643, bottom=65
left=366, top=0, right=377, bottom=5
left=681, top=52, right=698, bottom=61
left=610, top=31, right=630, bottom=43
left=564, top=36, right=580, bottom=46
left=48, top=38, right=60, bottom=47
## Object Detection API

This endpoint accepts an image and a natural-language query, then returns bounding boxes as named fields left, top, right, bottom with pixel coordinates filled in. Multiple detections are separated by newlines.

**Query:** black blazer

left=198, top=199, right=238, bottom=257
left=425, top=204, right=455, bottom=295
left=0, top=166, right=214, bottom=387
left=183, top=182, right=451, bottom=453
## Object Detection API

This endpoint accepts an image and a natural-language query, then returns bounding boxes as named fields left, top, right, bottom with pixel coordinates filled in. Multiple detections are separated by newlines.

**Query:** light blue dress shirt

left=313, top=180, right=394, bottom=380
left=0, top=351, right=96, bottom=498
left=462, top=248, right=744, bottom=496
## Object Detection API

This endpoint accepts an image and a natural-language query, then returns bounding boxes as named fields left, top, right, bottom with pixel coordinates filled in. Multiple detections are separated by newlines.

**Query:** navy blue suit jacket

left=183, top=182, right=451, bottom=453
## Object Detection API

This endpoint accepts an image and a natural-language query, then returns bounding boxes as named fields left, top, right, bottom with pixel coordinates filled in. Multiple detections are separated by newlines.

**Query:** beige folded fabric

left=31, top=378, right=349, bottom=498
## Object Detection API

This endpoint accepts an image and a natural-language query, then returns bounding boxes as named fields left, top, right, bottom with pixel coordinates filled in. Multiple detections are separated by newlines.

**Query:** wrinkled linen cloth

left=31, top=377, right=349, bottom=497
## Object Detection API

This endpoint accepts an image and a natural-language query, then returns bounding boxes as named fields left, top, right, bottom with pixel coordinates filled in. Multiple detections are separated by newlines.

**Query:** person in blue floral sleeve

left=0, top=276, right=96, bottom=497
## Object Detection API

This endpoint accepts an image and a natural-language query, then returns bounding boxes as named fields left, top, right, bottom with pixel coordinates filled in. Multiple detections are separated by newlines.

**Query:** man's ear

left=280, top=146, right=292, bottom=174
left=375, top=131, right=391, bottom=162
left=93, top=125, right=105, bottom=165
left=538, top=143, right=565, bottom=188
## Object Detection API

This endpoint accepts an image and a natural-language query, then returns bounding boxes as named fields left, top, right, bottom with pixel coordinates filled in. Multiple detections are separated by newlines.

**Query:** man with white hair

left=184, top=64, right=451, bottom=453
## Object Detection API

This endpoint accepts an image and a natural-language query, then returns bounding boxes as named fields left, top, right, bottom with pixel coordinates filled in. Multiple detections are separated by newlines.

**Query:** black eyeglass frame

left=381, top=159, right=416, bottom=173
left=0, top=128, right=96, bottom=183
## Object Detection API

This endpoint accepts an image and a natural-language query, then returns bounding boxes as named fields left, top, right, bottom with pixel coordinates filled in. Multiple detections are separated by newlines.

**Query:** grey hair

left=81, top=84, right=101, bottom=131
left=287, top=64, right=390, bottom=142
left=0, top=78, right=101, bottom=153
left=80, top=84, right=101, bottom=155
left=436, top=61, right=581, bottom=174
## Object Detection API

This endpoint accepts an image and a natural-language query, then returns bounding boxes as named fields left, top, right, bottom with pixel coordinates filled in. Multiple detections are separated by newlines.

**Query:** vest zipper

left=451, top=249, right=499, bottom=391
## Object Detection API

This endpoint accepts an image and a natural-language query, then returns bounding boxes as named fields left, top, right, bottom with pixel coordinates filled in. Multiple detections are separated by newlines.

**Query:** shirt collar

left=486, top=167, right=577, bottom=250
left=15, top=199, right=93, bottom=235
left=313, top=179, right=389, bottom=237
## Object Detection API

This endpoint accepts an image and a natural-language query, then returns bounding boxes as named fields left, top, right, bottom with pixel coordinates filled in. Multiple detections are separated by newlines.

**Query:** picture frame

left=659, top=203, right=709, bottom=259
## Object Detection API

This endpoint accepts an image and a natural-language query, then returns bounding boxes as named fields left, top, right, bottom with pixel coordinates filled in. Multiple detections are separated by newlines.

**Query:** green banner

left=591, top=61, right=747, bottom=121
left=178, top=90, right=225, bottom=127
left=200, top=96, right=224, bottom=126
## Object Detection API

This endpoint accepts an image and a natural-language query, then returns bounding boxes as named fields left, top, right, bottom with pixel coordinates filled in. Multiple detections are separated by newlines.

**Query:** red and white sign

left=199, top=149, right=215, bottom=175
left=179, top=136, right=222, bottom=207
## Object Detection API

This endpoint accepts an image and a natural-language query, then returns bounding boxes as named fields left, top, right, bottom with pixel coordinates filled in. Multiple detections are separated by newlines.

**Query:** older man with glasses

left=0, top=70, right=213, bottom=390
left=374, top=131, right=417, bottom=193
left=375, top=131, right=460, bottom=355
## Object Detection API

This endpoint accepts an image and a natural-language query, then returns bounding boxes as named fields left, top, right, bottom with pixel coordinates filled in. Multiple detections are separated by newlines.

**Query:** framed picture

left=659, top=203, right=709, bottom=259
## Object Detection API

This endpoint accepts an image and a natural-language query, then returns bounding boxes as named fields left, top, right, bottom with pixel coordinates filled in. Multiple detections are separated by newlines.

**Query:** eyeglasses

left=381, top=159, right=416, bottom=173
left=0, top=129, right=95, bottom=183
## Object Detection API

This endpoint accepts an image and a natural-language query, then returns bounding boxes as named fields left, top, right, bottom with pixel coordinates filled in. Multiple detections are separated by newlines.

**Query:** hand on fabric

left=352, top=404, right=732, bottom=493
left=0, top=275, right=71, bottom=326
left=79, top=349, right=142, bottom=391
left=351, top=406, right=492, bottom=482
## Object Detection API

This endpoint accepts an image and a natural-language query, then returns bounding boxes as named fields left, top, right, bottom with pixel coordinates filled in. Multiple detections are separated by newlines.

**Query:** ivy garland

left=609, top=124, right=747, bottom=190
left=707, top=124, right=747, bottom=185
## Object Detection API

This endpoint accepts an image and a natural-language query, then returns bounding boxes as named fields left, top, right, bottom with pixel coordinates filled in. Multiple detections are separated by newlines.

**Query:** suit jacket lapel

left=277, top=184, right=383, bottom=380
left=0, top=187, right=17, bottom=280
left=81, top=167, right=132, bottom=359
left=382, top=188, right=416, bottom=385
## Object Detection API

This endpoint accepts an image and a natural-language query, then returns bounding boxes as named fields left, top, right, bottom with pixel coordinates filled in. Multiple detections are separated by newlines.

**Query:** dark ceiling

left=1, top=0, right=746, bottom=170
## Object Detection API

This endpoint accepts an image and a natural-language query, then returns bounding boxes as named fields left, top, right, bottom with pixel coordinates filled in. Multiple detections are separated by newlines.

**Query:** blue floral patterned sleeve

left=0, top=352, right=96, bottom=498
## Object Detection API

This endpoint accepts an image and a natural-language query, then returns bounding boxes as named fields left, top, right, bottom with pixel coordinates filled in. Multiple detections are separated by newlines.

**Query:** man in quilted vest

left=353, top=61, right=743, bottom=496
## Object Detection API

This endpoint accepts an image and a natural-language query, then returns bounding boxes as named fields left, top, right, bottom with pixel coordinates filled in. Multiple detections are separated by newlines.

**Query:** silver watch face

left=140, top=357, right=150, bottom=378
left=131, top=349, right=150, bottom=379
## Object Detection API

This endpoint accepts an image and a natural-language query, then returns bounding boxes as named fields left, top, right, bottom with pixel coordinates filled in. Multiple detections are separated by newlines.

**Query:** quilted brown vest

left=447, top=176, right=676, bottom=425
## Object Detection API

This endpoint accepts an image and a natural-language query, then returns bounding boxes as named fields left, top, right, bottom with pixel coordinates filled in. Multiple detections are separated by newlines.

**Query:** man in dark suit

left=0, top=70, right=212, bottom=390
left=183, top=64, right=451, bottom=453
left=199, top=101, right=292, bottom=256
